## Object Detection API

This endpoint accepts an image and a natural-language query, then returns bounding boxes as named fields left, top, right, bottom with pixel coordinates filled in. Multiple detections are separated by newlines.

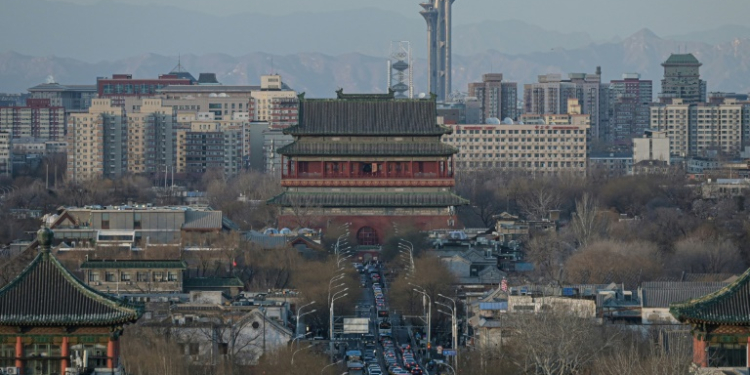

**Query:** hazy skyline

left=43, top=0, right=750, bottom=39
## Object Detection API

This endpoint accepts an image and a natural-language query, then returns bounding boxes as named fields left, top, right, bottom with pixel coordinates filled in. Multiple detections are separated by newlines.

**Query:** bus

left=377, top=308, right=389, bottom=322
left=379, top=321, right=392, bottom=336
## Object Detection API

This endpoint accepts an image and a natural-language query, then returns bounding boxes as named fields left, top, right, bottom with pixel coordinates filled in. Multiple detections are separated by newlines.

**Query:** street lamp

left=296, top=301, right=316, bottom=337
left=439, top=361, right=456, bottom=375
left=291, top=344, right=313, bottom=366
left=292, top=331, right=313, bottom=349
left=329, top=289, right=349, bottom=362
left=320, top=359, right=343, bottom=374
left=411, top=287, right=432, bottom=356
left=438, top=294, right=459, bottom=373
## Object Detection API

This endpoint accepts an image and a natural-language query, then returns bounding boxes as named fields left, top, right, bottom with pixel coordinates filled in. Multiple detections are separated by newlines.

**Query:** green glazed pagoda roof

left=285, top=91, right=450, bottom=136
left=277, top=141, right=458, bottom=157
left=268, top=191, right=469, bottom=207
left=664, top=53, right=700, bottom=65
left=670, top=267, right=750, bottom=325
left=81, top=260, right=187, bottom=269
left=0, top=251, right=143, bottom=326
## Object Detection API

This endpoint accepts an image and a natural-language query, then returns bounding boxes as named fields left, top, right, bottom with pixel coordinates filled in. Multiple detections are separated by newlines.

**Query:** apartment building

left=468, top=73, right=518, bottom=121
left=250, top=75, right=298, bottom=128
left=633, top=130, right=670, bottom=164
left=175, top=122, right=246, bottom=176
left=441, top=121, right=589, bottom=174
left=524, top=69, right=608, bottom=140
left=67, top=99, right=127, bottom=181
left=126, top=99, right=178, bottom=174
left=27, top=81, right=96, bottom=112
left=0, top=98, right=66, bottom=140
left=0, top=132, right=11, bottom=176
left=651, top=98, right=745, bottom=157
left=608, top=73, right=653, bottom=142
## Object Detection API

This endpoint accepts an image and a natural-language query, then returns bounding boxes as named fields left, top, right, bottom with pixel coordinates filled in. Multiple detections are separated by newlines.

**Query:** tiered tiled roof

left=268, top=191, right=468, bottom=207
left=670, top=267, right=750, bottom=325
left=80, top=260, right=187, bottom=269
left=277, top=142, right=457, bottom=157
left=0, top=228, right=142, bottom=326
left=285, top=91, right=450, bottom=136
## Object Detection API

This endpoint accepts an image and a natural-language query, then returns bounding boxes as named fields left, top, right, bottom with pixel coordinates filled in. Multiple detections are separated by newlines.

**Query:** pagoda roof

left=663, top=53, right=700, bottom=65
left=285, top=91, right=450, bottom=136
left=0, top=250, right=143, bottom=326
left=277, top=141, right=457, bottom=157
left=268, top=191, right=468, bottom=207
left=670, top=267, right=750, bottom=325
left=81, top=260, right=187, bottom=269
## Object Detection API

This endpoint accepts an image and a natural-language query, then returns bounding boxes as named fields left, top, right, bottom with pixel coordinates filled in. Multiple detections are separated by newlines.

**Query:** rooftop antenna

left=172, top=53, right=185, bottom=73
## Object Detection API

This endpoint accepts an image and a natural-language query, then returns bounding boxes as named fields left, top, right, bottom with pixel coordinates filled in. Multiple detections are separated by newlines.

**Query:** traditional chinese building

left=0, top=227, right=142, bottom=375
left=670, top=268, right=750, bottom=371
left=269, top=90, right=467, bottom=245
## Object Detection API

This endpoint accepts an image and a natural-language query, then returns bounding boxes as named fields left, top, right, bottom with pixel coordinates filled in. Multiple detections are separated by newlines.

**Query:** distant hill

left=3, top=29, right=750, bottom=97
left=0, top=0, right=594, bottom=60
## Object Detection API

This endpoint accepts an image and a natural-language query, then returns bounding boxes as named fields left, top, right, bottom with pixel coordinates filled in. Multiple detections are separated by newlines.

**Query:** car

left=410, top=368, right=423, bottom=375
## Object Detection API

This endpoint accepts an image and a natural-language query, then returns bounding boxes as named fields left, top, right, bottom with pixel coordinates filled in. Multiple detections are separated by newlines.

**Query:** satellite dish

left=418, top=93, right=427, bottom=99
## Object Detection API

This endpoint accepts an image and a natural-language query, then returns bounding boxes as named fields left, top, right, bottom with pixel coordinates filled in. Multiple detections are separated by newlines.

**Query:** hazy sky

left=48, top=0, right=750, bottom=38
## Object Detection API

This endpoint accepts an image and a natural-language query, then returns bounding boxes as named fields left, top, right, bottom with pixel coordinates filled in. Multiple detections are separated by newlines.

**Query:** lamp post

left=329, top=289, right=349, bottom=362
left=292, top=331, right=313, bottom=350
left=296, top=301, right=316, bottom=337
left=291, top=344, right=313, bottom=366
left=438, top=293, right=458, bottom=373
left=411, top=287, right=432, bottom=359
left=440, top=361, right=456, bottom=375
left=320, top=359, right=343, bottom=374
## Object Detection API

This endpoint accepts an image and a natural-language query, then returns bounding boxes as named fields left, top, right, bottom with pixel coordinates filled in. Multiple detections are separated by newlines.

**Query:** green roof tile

left=670, top=267, right=750, bottom=325
left=81, top=260, right=187, bottom=269
left=268, top=192, right=469, bottom=208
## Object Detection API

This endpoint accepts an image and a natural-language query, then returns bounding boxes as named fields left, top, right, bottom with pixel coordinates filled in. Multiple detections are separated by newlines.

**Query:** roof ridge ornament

left=37, top=224, right=53, bottom=257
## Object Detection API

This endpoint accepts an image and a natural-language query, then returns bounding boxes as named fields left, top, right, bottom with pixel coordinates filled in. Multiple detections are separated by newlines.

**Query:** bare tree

left=570, top=192, right=602, bottom=248
left=518, top=184, right=561, bottom=221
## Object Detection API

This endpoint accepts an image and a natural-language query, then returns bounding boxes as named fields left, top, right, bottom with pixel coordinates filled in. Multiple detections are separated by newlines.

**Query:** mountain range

left=4, top=28, right=750, bottom=97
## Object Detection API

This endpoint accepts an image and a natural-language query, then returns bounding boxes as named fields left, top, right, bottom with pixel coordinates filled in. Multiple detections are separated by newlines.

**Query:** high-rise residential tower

left=468, top=74, right=518, bottom=122
left=659, top=53, right=707, bottom=104
left=420, top=0, right=455, bottom=102
left=608, top=73, right=653, bottom=142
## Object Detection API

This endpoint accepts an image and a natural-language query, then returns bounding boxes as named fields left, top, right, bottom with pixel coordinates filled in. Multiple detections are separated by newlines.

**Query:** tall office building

left=468, top=74, right=518, bottom=122
left=420, top=0, right=455, bottom=102
left=659, top=53, right=707, bottom=104
left=524, top=69, right=608, bottom=140
left=608, top=73, right=653, bottom=142
left=67, top=99, right=127, bottom=182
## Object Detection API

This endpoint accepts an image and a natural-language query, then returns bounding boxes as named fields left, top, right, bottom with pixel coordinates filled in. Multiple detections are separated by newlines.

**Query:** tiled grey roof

left=642, top=281, right=728, bottom=289
left=642, top=287, right=726, bottom=308
left=81, top=260, right=187, bottom=269
left=0, top=252, right=142, bottom=326
left=277, top=141, right=457, bottom=156
left=670, top=268, right=750, bottom=324
left=268, top=192, right=469, bottom=207
left=286, top=99, right=450, bottom=136
left=244, top=231, right=288, bottom=249
left=184, top=211, right=223, bottom=229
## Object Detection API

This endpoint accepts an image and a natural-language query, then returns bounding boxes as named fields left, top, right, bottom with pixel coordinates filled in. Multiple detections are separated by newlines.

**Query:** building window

left=356, top=226, right=379, bottom=246
left=0, top=344, right=14, bottom=366
left=709, top=343, right=747, bottom=367
left=137, top=272, right=149, bottom=282
left=153, top=272, right=163, bottom=282
left=89, top=272, right=100, bottom=282
left=121, top=272, right=131, bottom=282
left=134, top=213, right=141, bottom=229
left=105, top=272, right=115, bottom=282
left=101, top=213, right=110, bottom=229
left=167, top=272, right=178, bottom=281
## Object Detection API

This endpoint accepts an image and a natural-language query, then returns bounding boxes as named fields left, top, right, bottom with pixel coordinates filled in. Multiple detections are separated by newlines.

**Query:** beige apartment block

left=0, top=132, right=11, bottom=176
left=650, top=99, right=691, bottom=157
left=441, top=121, right=589, bottom=174
left=633, top=130, right=670, bottom=164
left=127, top=98, right=177, bottom=174
left=67, top=99, right=126, bottom=182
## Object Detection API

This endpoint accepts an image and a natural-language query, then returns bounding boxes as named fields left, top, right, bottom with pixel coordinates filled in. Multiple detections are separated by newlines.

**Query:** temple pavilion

left=0, top=227, right=142, bottom=375
left=670, top=268, right=750, bottom=372
left=269, top=90, right=468, bottom=245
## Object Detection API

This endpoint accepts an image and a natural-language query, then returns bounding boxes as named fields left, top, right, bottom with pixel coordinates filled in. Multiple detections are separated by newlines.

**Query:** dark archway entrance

left=356, top=226, right=379, bottom=246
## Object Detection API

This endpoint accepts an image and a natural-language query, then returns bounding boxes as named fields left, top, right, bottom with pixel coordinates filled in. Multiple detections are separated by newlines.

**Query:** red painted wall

left=278, top=214, right=458, bottom=244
